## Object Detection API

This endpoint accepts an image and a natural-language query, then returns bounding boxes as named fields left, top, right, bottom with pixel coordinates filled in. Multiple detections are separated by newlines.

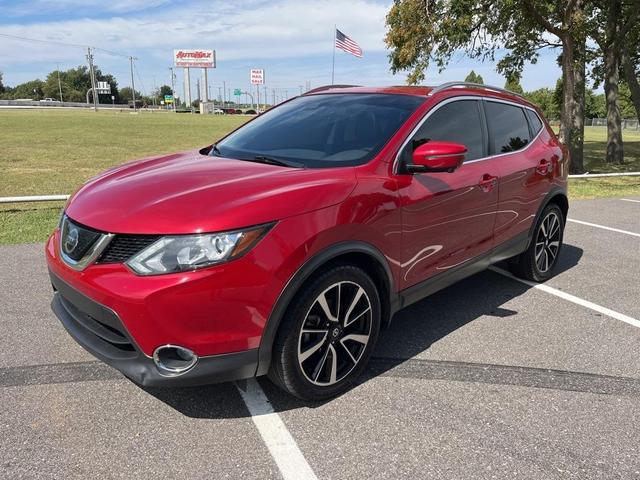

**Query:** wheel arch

left=527, top=187, right=569, bottom=247
left=256, top=241, right=397, bottom=376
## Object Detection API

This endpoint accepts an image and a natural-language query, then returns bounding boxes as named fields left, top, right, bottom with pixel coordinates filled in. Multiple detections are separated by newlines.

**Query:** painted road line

left=490, top=266, right=640, bottom=330
left=567, top=219, right=640, bottom=238
left=620, top=199, right=640, bottom=204
left=236, top=378, right=318, bottom=480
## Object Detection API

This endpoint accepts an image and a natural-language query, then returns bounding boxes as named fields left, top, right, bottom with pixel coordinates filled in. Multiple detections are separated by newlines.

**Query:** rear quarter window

left=485, top=101, right=531, bottom=154
left=525, top=109, right=543, bottom=135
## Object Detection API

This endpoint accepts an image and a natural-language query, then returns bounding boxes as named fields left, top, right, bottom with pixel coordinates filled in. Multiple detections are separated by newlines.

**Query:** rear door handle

left=537, top=159, right=552, bottom=175
left=478, top=174, right=498, bottom=193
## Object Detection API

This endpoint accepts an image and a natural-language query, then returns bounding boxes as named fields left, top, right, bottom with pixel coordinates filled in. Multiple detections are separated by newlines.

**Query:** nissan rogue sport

left=47, top=83, right=569, bottom=400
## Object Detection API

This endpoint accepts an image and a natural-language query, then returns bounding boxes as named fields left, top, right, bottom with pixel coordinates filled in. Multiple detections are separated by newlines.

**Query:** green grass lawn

left=1, top=110, right=638, bottom=245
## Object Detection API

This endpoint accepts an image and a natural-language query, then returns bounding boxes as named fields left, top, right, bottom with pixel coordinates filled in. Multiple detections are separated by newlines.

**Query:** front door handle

left=478, top=174, right=498, bottom=193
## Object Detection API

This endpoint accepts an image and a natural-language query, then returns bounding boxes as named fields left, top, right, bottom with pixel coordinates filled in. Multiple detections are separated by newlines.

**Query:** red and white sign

left=250, top=69, right=264, bottom=85
left=173, top=49, right=216, bottom=68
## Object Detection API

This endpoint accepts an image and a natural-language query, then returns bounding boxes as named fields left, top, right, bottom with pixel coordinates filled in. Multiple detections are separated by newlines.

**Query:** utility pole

left=169, top=67, right=176, bottom=111
left=56, top=64, right=63, bottom=102
left=223, top=80, right=226, bottom=109
left=152, top=75, right=157, bottom=108
left=129, top=56, right=137, bottom=112
left=272, top=89, right=276, bottom=105
left=263, top=86, right=267, bottom=107
left=299, top=85, right=303, bottom=95
left=86, top=48, right=98, bottom=112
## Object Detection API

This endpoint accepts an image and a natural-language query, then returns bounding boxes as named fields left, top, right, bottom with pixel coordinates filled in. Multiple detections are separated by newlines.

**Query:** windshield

left=212, top=93, right=424, bottom=168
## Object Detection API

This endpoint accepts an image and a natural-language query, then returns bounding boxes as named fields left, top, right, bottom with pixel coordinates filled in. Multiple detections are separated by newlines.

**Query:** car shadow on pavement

left=144, top=244, right=583, bottom=418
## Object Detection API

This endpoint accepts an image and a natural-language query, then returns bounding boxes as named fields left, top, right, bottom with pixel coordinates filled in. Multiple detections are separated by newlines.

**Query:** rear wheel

left=268, top=265, right=381, bottom=400
left=509, top=203, right=564, bottom=282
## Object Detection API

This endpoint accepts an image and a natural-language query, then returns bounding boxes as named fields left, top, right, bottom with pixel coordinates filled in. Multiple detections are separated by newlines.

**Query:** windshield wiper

left=250, top=155, right=303, bottom=168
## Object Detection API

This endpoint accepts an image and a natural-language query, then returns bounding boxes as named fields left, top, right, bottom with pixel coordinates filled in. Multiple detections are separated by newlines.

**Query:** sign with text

left=96, top=81, right=111, bottom=94
left=164, top=95, right=174, bottom=104
left=234, top=88, right=242, bottom=96
left=173, top=49, right=216, bottom=68
left=250, top=69, right=264, bottom=85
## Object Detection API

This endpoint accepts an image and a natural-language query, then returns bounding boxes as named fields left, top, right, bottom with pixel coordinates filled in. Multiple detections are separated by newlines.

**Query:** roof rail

left=304, top=84, right=361, bottom=94
left=430, top=81, right=525, bottom=99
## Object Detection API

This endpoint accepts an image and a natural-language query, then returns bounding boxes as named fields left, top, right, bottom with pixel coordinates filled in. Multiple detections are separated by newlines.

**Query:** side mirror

left=199, top=145, right=213, bottom=156
left=406, top=141, right=467, bottom=174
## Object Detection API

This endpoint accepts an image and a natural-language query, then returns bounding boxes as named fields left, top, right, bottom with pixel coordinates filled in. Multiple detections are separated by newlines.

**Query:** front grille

left=96, top=235, right=160, bottom=264
left=60, top=216, right=102, bottom=261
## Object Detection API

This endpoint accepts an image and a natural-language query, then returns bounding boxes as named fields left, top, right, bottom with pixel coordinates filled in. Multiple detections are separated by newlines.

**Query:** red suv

left=47, top=83, right=568, bottom=400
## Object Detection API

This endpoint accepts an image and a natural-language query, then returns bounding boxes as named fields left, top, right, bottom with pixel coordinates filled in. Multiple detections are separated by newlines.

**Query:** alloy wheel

left=297, top=281, right=372, bottom=386
left=534, top=211, right=561, bottom=273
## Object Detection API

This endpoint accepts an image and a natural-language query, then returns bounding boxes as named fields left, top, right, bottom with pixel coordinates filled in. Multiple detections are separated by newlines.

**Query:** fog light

left=153, top=345, right=198, bottom=376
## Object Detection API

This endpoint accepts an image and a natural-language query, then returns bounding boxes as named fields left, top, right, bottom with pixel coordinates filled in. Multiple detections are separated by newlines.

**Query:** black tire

left=509, top=203, right=564, bottom=282
left=268, top=265, right=381, bottom=401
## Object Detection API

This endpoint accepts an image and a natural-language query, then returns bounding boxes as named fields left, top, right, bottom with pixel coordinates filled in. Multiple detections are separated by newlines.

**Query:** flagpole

left=331, top=24, right=336, bottom=85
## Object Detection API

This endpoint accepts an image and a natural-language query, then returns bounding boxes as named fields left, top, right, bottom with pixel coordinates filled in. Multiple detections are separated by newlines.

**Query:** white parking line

left=567, top=218, right=640, bottom=238
left=236, top=378, right=318, bottom=480
left=620, top=198, right=640, bottom=203
left=490, top=266, right=640, bottom=329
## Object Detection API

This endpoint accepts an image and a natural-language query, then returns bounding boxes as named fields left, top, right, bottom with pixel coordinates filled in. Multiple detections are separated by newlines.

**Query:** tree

left=588, top=0, right=638, bottom=164
left=523, top=87, right=558, bottom=119
left=504, top=73, right=524, bottom=94
left=119, top=87, right=143, bottom=104
left=620, top=15, right=640, bottom=121
left=0, top=71, right=4, bottom=94
left=385, top=0, right=589, bottom=173
left=8, top=79, right=45, bottom=100
left=464, top=70, right=484, bottom=84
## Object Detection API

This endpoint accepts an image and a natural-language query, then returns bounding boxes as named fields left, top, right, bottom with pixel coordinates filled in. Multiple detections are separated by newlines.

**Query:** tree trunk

left=622, top=45, right=640, bottom=122
left=603, top=0, right=624, bottom=164
left=571, top=34, right=586, bottom=173
left=560, top=35, right=584, bottom=174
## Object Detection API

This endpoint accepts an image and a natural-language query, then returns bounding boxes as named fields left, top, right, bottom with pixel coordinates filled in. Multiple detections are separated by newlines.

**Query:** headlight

left=126, top=224, right=272, bottom=275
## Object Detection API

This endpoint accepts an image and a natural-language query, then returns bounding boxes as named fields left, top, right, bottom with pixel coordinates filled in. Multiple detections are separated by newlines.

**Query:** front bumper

left=50, top=271, right=258, bottom=387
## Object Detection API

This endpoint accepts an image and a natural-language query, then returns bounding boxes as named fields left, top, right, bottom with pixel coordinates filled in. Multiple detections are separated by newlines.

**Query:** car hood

left=65, top=149, right=357, bottom=234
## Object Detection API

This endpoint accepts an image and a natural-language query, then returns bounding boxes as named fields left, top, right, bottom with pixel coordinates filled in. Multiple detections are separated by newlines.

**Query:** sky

left=0, top=0, right=564, bottom=101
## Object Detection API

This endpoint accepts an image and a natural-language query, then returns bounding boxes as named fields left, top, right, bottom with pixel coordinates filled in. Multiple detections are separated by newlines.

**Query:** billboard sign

left=164, top=95, right=174, bottom=104
left=250, top=69, right=264, bottom=85
left=173, top=49, right=216, bottom=68
left=234, top=88, right=242, bottom=96
left=96, top=81, right=111, bottom=94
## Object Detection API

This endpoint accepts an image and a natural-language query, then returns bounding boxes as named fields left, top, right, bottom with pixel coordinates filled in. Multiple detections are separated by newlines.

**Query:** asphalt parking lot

left=1, top=197, right=639, bottom=480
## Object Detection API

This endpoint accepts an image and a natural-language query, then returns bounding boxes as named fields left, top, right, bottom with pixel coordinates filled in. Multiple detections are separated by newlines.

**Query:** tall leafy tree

left=523, top=87, right=558, bottom=119
left=620, top=8, right=640, bottom=122
left=0, top=71, right=5, bottom=94
left=588, top=0, right=638, bottom=164
left=464, top=70, right=484, bottom=84
left=386, top=0, right=588, bottom=173
left=504, top=72, right=524, bottom=94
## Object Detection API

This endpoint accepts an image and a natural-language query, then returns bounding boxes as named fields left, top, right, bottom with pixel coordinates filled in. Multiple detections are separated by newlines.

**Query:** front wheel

left=509, top=203, right=564, bottom=282
left=268, top=265, right=381, bottom=401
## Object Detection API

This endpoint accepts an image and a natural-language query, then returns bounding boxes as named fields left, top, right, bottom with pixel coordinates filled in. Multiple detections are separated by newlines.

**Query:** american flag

left=335, top=29, right=363, bottom=58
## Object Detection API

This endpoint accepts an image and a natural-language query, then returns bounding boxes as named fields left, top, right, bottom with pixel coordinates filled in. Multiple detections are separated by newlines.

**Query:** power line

left=0, top=32, right=131, bottom=58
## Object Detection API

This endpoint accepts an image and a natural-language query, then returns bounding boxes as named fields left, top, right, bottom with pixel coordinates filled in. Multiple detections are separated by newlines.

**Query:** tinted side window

left=408, top=100, right=485, bottom=162
left=526, top=109, right=543, bottom=134
left=485, top=102, right=531, bottom=154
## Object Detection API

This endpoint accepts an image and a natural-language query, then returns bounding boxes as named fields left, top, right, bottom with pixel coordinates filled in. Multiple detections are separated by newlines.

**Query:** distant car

left=212, top=108, right=224, bottom=114
left=223, top=108, right=235, bottom=114
left=47, top=83, right=568, bottom=401
left=245, top=109, right=257, bottom=115
left=128, top=100, right=143, bottom=109
left=40, top=98, right=58, bottom=102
